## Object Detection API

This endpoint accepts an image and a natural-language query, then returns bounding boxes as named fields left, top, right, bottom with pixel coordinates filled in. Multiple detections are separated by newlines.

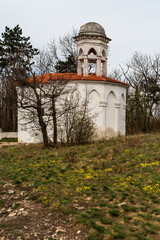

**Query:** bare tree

left=108, top=69, right=123, bottom=81
left=16, top=34, right=77, bottom=148
left=60, top=89, right=95, bottom=144
left=59, top=28, right=78, bottom=60
left=43, top=75, right=75, bottom=145
left=18, top=71, right=75, bottom=148
left=47, top=28, right=78, bottom=73
left=18, top=73, right=96, bottom=147
left=18, top=73, right=50, bottom=148
left=121, top=52, right=160, bottom=133
left=17, top=28, right=96, bottom=147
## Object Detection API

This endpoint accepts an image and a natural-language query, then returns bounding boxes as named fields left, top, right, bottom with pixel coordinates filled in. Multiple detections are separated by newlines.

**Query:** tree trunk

left=37, top=105, right=49, bottom=148
left=39, top=118, right=49, bottom=148
left=41, top=123, right=49, bottom=148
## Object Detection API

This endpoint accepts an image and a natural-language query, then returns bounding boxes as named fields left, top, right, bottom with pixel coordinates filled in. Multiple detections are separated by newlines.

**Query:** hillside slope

left=0, top=133, right=160, bottom=239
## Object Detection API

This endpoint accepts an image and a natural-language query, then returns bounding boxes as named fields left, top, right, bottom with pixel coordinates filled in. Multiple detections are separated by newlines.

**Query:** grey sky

left=0, top=0, right=160, bottom=72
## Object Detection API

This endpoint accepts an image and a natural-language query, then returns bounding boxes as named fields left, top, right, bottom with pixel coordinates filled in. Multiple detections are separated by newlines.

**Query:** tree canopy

left=0, top=24, right=39, bottom=80
left=0, top=25, right=39, bottom=131
left=55, top=54, right=77, bottom=73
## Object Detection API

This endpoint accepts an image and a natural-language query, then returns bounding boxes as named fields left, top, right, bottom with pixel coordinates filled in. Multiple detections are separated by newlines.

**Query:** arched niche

left=65, top=89, right=80, bottom=103
left=89, top=89, right=100, bottom=106
left=107, top=91, right=116, bottom=103
left=106, top=91, right=117, bottom=131
left=72, top=89, right=80, bottom=99
left=89, top=89, right=100, bottom=124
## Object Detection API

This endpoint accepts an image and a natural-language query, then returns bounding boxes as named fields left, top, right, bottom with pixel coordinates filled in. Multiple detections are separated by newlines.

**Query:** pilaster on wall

left=99, top=101, right=107, bottom=137
left=122, top=103, right=126, bottom=135
left=115, top=102, right=121, bottom=136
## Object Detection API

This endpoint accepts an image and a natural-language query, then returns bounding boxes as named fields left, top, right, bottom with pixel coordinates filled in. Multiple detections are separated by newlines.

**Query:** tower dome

left=79, top=22, right=106, bottom=37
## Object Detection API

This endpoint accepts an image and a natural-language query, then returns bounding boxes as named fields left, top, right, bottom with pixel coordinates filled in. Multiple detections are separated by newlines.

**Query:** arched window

left=88, top=48, right=97, bottom=56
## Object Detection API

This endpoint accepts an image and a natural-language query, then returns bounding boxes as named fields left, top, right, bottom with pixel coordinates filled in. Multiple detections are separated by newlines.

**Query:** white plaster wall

left=17, top=80, right=127, bottom=143
left=89, top=89, right=100, bottom=125
left=2, top=132, right=18, bottom=138
left=18, top=126, right=41, bottom=143
left=18, top=109, right=43, bottom=143
left=73, top=81, right=127, bottom=138
left=119, top=93, right=126, bottom=135
left=106, top=91, right=116, bottom=137
left=0, top=129, right=17, bottom=139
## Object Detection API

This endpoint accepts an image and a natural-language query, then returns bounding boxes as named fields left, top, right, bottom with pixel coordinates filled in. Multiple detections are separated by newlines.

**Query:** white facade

left=72, top=80, right=127, bottom=138
left=0, top=131, right=17, bottom=139
left=18, top=79, right=127, bottom=143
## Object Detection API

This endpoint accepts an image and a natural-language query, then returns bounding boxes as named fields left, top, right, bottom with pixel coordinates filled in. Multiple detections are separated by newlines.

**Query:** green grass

left=0, top=133, right=160, bottom=239
left=0, top=138, right=18, bottom=142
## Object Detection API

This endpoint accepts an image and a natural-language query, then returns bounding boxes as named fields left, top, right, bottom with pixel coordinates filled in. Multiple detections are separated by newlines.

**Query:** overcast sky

left=0, top=0, right=160, bottom=73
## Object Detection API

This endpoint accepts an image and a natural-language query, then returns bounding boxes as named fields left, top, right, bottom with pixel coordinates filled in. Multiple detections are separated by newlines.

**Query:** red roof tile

left=30, top=73, right=129, bottom=86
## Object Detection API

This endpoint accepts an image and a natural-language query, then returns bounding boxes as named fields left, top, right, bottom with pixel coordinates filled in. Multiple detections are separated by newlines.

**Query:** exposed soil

left=0, top=142, right=19, bottom=149
left=0, top=182, right=87, bottom=240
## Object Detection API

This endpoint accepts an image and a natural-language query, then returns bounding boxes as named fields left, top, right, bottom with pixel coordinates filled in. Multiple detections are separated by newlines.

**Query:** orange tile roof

left=30, top=73, right=129, bottom=86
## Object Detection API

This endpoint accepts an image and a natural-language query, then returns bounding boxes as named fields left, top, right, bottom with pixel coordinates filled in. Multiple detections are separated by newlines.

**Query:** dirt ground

left=0, top=181, right=87, bottom=240
left=0, top=142, right=19, bottom=149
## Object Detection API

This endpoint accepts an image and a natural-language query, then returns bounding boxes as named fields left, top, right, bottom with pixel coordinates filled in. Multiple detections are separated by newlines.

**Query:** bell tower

left=75, top=22, right=111, bottom=76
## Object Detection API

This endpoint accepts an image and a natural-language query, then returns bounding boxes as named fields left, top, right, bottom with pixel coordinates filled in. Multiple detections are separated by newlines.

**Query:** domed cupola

left=75, top=22, right=111, bottom=76
left=79, top=22, right=106, bottom=37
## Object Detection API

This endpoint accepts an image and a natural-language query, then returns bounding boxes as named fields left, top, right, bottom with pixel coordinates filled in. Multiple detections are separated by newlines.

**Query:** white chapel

left=18, top=22, right=128, bottom=143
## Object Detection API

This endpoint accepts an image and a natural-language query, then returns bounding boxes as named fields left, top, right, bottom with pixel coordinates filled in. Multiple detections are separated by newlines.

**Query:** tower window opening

left=81, top=61, right=84, bottom=74
left=88, top=48, right=97, bottom=56
left=89, top=62, right=96, bottom=74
